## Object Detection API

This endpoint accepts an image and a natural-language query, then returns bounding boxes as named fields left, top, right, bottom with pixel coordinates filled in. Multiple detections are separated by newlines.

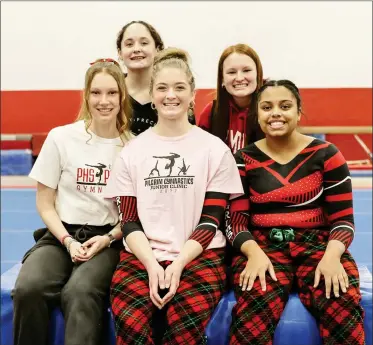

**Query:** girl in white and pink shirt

left=105, top=48, right=243, bottom=345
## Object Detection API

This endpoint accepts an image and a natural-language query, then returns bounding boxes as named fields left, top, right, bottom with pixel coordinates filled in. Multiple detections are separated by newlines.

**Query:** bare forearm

left=174, top=240, right=203, bottom=267
left=125, top=231, right=158, bottom=269
left=36, top=183, right=71, bottom=245
left=109, top=223, right=123, bottom=241
left=37, top=206, right=69, bottom=244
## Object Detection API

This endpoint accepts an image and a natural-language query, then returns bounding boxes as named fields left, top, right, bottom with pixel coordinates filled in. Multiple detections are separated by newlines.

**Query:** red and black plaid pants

left=230, top=229, right=365, bottom=345
left=110, top=248, right=225, bottom=345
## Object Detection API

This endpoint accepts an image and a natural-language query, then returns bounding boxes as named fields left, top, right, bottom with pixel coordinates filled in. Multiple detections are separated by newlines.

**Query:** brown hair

left=116, top=20, right=164, bottom=52
left=76, top=59, right=132, bottom=142
left=211, top=44, right=264, bottom=144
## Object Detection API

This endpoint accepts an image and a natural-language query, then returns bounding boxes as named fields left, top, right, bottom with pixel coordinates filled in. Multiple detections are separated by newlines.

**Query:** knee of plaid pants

left=162, top=249, right=226, bottom=345
left=229, top=254, right=294, bottom=345
left=110, top=250, right=154, bottom=345
left=296, top=252, right=365, bottom=345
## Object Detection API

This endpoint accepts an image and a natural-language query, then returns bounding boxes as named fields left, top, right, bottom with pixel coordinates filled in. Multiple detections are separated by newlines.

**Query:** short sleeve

left=207, top=149, right=244, bottom=197
left=105, top=147, right=136, bottom=199
left=28, top=129, right=62, bottom=189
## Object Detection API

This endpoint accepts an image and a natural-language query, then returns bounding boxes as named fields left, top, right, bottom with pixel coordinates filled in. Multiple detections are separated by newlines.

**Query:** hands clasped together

left=146, top=260, right=185, bottom=309
left=64, top=235, right=111, bottom=263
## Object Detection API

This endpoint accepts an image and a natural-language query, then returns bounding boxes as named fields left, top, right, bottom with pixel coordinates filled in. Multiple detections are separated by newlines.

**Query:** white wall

left=1, top=1, right=372, bottom=90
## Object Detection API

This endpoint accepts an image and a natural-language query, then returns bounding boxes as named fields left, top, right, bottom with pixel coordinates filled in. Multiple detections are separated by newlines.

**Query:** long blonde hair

left=76, top=59, right=132, bottom=142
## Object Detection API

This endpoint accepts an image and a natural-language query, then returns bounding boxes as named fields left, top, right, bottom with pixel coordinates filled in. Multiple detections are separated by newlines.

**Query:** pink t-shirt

left=105, top=126, right=243, bottom=262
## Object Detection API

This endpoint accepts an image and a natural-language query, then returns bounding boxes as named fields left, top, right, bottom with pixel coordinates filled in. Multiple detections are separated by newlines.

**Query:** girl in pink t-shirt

left=105, top=48, right=243, bottom=344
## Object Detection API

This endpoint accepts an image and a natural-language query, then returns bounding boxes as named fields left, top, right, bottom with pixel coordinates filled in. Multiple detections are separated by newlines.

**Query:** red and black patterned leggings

left=230, top=229, right=365, bottom=345
left=110, top=248, right=226, bottom=345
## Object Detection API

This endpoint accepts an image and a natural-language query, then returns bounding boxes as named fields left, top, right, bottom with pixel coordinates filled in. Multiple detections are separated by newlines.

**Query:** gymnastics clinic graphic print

left=145, top=152, right=195, bottom=192
left=76, top=163, right=111, bottom=193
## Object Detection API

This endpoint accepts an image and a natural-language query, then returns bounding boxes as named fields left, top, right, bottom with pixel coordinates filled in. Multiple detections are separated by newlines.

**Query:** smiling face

left=88, top=72, right=120, bottom=126
left=257, top=86, right=301, bottom=137
left=151, top=66, right=195, bottom=122
left=118, top=23, right=158, bottom=71
left=222, top=52, right=257, bottom=103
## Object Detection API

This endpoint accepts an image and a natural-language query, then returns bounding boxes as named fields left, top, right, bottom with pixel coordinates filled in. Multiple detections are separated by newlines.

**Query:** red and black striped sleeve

left=116, top=196, right=144, bottom=240
left=189, top=191, right=229, bottom=249
left=323, top=144, right=355, bottom=249
left=226, top=151, right=254, bottom=250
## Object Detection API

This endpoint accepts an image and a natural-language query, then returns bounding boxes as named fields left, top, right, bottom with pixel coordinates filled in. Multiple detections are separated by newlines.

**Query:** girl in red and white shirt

left=198, top=43, right=266, bottom=154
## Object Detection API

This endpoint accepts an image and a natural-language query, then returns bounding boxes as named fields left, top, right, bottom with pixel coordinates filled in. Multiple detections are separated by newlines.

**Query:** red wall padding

left=1, top=88, right=372, bottom=160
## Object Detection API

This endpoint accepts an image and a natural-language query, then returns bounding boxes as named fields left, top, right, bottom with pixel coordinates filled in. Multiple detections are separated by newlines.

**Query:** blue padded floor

left=1, top=188, right=372, bottom=345
left=2, top=188, right=371, bottom=274
left=0, top=150, right=33, bottom=176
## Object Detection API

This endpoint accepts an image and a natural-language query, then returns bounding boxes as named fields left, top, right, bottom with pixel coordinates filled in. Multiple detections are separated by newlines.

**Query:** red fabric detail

left=285, top=149, right=319, bottom=182
left=325, top=193, right=353, bottom=202
left=119, top=196, right=139, bottom=223
left=111, top=249, right=225, bottom=345
left=202, top=214, right=219, bottom=224
left=328, top=207, right=354, bottom=222
left=330, top=230, right=353, bottom=248
left=190, top=229, right=215, bottom=249
left=250, top=172, right=323, bottom=205
left=204, top=198, right=227, bottom=207
left=302, top=142, right=329, bottom=153
left=230, top=198, right=250, bottom=213
left=251, top=209, right=326, bottom=228
left=230, top=231, right=365, bottom=345
left=227, top=100, right=248, bottom=154
left=197, top=101, right=213, bottom=130
left=324, top=150, right=346, bottom=172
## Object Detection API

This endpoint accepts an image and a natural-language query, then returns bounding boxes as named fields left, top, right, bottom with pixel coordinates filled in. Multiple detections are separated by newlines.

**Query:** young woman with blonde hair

left=106, top=48, right=243, bottom=345
left=12, top=59, right=132, bottom=345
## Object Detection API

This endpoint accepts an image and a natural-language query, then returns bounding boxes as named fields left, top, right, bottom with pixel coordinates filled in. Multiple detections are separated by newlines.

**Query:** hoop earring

left=189, top=100, right=195, bottom=109
left=151, top=102, right=156, bottom=110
